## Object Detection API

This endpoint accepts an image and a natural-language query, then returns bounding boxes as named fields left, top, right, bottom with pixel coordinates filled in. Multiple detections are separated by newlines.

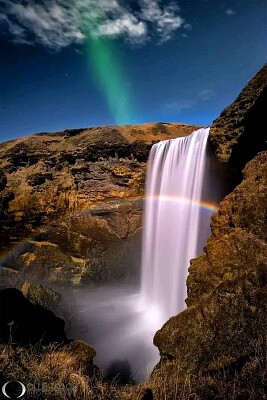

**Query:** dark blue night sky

left=0, top=0, right=266, bottom=142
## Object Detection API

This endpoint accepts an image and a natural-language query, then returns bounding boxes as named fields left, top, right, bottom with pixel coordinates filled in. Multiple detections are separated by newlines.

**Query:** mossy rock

left=21, top=281, right=60, bottom=310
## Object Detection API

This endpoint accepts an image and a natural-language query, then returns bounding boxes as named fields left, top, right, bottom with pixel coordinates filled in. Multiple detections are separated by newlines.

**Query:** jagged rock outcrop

left=0, top=122, right=199, bottom=284
left=153, top=66, right=267, bottom=392
left=209, top=64, right=267, bottom=164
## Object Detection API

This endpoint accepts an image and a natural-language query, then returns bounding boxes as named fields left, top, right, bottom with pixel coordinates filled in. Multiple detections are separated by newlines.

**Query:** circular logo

left=2, top=381, right=26, bottom=399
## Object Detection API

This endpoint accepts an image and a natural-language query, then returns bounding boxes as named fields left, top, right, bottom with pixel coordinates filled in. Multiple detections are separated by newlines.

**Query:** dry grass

left=121, top=334, right=267, bottom=400
left=1, top=334, right=266, bottom=400
left=0, top=343, right=120, bottom=400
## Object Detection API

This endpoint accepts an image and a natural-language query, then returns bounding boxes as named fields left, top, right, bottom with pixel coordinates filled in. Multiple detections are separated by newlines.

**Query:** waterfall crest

left=141, top=127, right=211, bottom=321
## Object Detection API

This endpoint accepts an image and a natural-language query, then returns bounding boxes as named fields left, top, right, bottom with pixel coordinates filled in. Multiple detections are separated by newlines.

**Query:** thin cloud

left=184, top=23, right=192, bottom=30
left=0, top=0, right=190, bottom=50
left=165, top=89, right=216, bottom=115
left=199, top=89, right=216, bottom=101
left=74, top=48, right=84, bottom=55
left=225, top=9, right=236, bottom=16
left=165, top=100, right=196, bottom=113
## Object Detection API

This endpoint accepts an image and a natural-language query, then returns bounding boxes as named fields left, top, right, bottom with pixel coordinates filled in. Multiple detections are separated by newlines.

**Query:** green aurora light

left=86, top=37, right=134, bottom=125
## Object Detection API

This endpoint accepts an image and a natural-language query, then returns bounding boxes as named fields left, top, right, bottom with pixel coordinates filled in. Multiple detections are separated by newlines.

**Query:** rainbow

left=146, top=195, right=218, bottom=213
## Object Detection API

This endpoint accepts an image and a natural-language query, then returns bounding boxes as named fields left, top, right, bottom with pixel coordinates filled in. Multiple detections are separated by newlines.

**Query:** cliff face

left=0, top=122, right=199, bottom=285
left=209, top=64, right=267, bottom=164
left=187, top=151, right=267, bottom=307
left=154, top=152, right=267, bottom=371
left=153, top=65, right=267, bottom=392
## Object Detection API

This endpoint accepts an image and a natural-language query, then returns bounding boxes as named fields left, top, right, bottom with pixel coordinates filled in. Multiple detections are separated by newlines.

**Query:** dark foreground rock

left=0, top=287, right=99, bottom=397
left=0, top=288, right=67, bottom=345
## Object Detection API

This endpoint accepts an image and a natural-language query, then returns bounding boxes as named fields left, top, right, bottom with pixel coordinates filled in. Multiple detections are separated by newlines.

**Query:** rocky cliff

left=154, top=152, right=267, bottom=368
left=0, top=122, right=199, bottom=285
left=153, top=66, right=267, bottom=398
left=209, top=63, right=267, bottom=165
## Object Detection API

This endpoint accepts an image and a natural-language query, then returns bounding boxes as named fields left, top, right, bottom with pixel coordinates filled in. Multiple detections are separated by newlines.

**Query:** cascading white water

left=67, top=127, right=217, bottom=382
left=141, top=127, right=211, bottom=322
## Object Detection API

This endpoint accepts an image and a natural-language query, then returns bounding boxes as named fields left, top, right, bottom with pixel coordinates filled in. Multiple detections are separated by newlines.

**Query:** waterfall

left=141, top=127, right=212, bottom=322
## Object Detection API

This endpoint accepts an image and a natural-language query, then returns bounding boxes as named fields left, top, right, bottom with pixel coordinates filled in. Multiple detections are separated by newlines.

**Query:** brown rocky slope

left=0, top=122, right=200, bottom=286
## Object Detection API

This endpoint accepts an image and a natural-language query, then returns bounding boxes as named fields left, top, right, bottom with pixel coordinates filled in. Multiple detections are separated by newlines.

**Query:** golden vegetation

left=1, top=334, right=266, bottom=400
left=0, top=343, right=119, bottom=400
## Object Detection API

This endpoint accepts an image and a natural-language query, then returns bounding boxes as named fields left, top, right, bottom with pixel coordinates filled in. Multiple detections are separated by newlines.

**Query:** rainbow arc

left=146, top=195, right=218, bottom=212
